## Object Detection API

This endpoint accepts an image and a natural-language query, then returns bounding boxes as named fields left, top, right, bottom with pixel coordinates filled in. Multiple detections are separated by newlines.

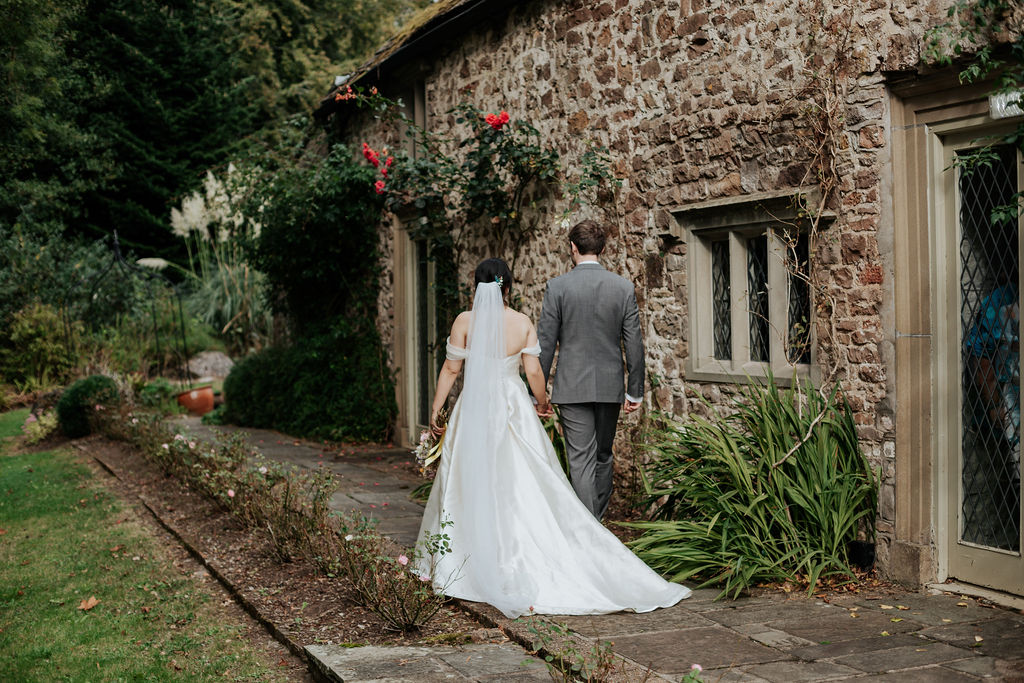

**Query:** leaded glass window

left=787, top=232, right=812, bottom=364
left=712, top=240, right=731, bottom=360
left=747, top=235, right=770, bottom=363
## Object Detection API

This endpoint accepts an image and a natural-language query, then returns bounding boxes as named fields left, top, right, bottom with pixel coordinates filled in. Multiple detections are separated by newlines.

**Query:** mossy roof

left=316, top=0, right=521, bottom=120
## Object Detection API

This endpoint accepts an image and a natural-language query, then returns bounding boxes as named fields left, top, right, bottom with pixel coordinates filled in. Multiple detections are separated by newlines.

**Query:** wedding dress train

left=414, top=297, right=690, bottom=618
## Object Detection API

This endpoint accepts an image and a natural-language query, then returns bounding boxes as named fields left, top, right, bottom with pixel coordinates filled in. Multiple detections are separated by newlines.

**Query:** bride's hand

left=429, top=412, right=445, bottom=437
left=535, top=402, right=554, bottom=419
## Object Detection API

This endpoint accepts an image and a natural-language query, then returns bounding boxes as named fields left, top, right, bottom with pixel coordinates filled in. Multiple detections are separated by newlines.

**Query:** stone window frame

left=670, top=188, right=822, bottom=385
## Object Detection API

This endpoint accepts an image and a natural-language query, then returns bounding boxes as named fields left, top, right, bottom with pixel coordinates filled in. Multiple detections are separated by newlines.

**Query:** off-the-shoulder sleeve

left=521, top=343, right=541, bottom=357
left=445, top=337, right=469, bottom=360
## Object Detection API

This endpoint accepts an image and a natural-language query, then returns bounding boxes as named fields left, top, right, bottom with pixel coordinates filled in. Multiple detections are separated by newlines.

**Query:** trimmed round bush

left=57, top=375, right=120, bottom=438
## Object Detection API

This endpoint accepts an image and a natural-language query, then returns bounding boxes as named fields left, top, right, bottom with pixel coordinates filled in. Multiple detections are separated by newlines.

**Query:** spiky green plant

left=627, top=377, right=877, bottom=598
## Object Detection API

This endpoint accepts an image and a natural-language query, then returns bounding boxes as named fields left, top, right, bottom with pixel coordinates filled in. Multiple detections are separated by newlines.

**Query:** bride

left=414, top=258, right=691, bottom=618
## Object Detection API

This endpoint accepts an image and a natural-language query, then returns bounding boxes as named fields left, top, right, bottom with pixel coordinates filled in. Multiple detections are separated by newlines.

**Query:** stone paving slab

left=840, top=592, right=1007, bottom=627
left=698, top=669, right=771, bottom=683
left=702, top=599, right=845, bottom=628
left=553, top=603, right=716, bottom=637
left=920, top=615, right=1024, bottom=661
left=741, top=658, right=862, bottom=682
left=607, top=625, right=790, bottom=673
left=788, top=633, right=928, bottom=660
left=305, top=643, right=548, bottom=682
left=854, top=666, right=985, bottom=681
left=833, top=642, right=974, bottom=673
left=763, top=608, right=924, bottom=646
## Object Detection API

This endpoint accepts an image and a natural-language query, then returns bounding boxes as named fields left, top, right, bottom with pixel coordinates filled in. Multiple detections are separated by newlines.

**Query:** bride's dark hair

left=474, top=258, right=513, bottom=297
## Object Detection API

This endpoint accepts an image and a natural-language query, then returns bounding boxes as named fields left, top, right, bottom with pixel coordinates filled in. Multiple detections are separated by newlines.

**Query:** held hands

left=535, top=401, right=554, bottom=419
left=623, top=399, right=641, bottom=414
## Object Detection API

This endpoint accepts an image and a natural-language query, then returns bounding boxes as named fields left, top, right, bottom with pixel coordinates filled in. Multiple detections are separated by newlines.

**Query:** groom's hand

left=535, top=402, right=554, bottom=418
left=623, top=400, right=641, bottom=414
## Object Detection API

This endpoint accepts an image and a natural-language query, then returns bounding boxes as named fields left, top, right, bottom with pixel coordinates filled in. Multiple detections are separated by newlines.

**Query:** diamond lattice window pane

left=958, top=143, right=1020, bottom=552
left=712, top=240, right=732, bottom=360
left=787, top=232, right=812, bottom=364
left=747, top=234, right=769, bottom=363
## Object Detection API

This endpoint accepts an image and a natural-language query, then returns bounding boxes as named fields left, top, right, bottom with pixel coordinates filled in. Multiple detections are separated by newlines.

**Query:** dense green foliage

left=627, top=380, right=878, bottom=599
left=0, top=304, right=75, bottom=388
left=224, top=145, right=396, bottom=440
left=1, top=0, right=431, bottom=253
left=56, top=374, right=120, bottom=437
left=0, top=224, right=223, bottom=387
left=253, top=145, right=385, bottom=330
left=925, top=0, right=1023, bottom=221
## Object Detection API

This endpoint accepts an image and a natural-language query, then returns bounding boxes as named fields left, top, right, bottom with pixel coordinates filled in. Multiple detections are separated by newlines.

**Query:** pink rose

left=397, top=555, right=409, bottom=566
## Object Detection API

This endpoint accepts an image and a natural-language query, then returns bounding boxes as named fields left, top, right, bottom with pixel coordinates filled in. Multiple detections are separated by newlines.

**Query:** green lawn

left=0, top=409, right=292, bottom=681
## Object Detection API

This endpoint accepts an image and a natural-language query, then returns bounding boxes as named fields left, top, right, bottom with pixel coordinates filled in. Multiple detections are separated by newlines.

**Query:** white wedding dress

left=414, top=283, right=691, bottom=619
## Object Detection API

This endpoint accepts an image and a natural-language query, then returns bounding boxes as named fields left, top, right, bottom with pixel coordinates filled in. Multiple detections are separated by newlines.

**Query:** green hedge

left=223, top=319, right=395, bottom=442
left=57, top=375, right=120, bottom=438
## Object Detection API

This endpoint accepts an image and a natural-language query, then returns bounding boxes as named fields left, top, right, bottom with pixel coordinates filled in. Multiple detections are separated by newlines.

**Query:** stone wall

left=343, top=0, right=955, bottom=578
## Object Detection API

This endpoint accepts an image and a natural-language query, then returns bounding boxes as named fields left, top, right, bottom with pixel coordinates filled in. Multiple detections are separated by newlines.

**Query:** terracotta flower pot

left=176, top=385, right=214, bottom=416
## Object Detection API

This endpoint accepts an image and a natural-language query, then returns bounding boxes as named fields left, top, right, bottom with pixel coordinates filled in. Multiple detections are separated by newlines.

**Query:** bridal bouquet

left=413, top=407, right=448, bottom=475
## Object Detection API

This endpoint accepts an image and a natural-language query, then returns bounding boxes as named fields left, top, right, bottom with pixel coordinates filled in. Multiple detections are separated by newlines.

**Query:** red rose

left=485, top=110, right=510, bottom=130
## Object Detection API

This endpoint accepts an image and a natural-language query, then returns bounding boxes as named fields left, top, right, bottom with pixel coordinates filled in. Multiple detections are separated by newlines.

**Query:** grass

left=0, top=410, right=292, bottom=682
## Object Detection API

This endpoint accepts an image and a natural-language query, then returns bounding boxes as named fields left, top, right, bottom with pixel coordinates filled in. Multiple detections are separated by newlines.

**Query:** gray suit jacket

left=537, top=262, right=645, bottom=404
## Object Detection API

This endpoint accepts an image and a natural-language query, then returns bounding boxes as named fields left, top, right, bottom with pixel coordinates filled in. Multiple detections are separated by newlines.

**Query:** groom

left=537, top=219, right=645, bottom=520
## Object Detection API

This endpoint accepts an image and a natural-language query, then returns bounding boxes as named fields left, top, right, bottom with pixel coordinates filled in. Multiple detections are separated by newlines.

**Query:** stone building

left=317, top=0, right=1024, bottom=598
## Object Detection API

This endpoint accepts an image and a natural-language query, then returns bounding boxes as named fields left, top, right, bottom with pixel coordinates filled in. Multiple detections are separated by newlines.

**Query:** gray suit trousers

left=559, top=402, right=621, bottom=520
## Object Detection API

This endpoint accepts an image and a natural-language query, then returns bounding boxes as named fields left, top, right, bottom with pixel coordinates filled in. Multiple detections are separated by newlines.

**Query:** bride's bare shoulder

left=451, top=311, right=472, bottom=331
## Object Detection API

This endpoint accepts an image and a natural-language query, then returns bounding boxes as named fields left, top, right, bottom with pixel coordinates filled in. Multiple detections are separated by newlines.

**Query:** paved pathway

left=176, top=418, right=1024, bottom=682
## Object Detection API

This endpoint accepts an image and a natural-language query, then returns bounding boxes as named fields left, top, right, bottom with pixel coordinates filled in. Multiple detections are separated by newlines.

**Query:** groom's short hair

left=569, top=220, right=607, bottom=256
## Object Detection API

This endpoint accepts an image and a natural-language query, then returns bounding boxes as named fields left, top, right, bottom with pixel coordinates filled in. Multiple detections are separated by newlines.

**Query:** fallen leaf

left=78, top=596, right=100, bottom=611
left=897, top=605, right=909, bottom=610
left=880, top=631, right=890, bottom=636
left=891, top=618, right=904, bottom=622
left=975, top=635, right=983, bottom=642
left=957, top=602, right=968, bottom=607
left=0, top=528, right=7, bottom=535
left=850, top=612, right=859, bottom=618
left=880, top=604, right=894, bottom=610
left=141, top=606, right=152, bottom=613
left=942, top=618, right=953, bottom=623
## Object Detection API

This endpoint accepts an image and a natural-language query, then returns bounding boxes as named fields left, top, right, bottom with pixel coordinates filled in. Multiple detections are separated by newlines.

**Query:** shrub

left=138, top=377, right=176, bottom=407
left=22, top=410, right=58, bottom=446
left=311, top=513, right=454, bottom=632
left=56, top=375, right=120, bottom=438
left=223, top=317, right=396, bottom=441
left=627, top=378, right=878, bottom=599
left=0, top=303, right=76, bottom=389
